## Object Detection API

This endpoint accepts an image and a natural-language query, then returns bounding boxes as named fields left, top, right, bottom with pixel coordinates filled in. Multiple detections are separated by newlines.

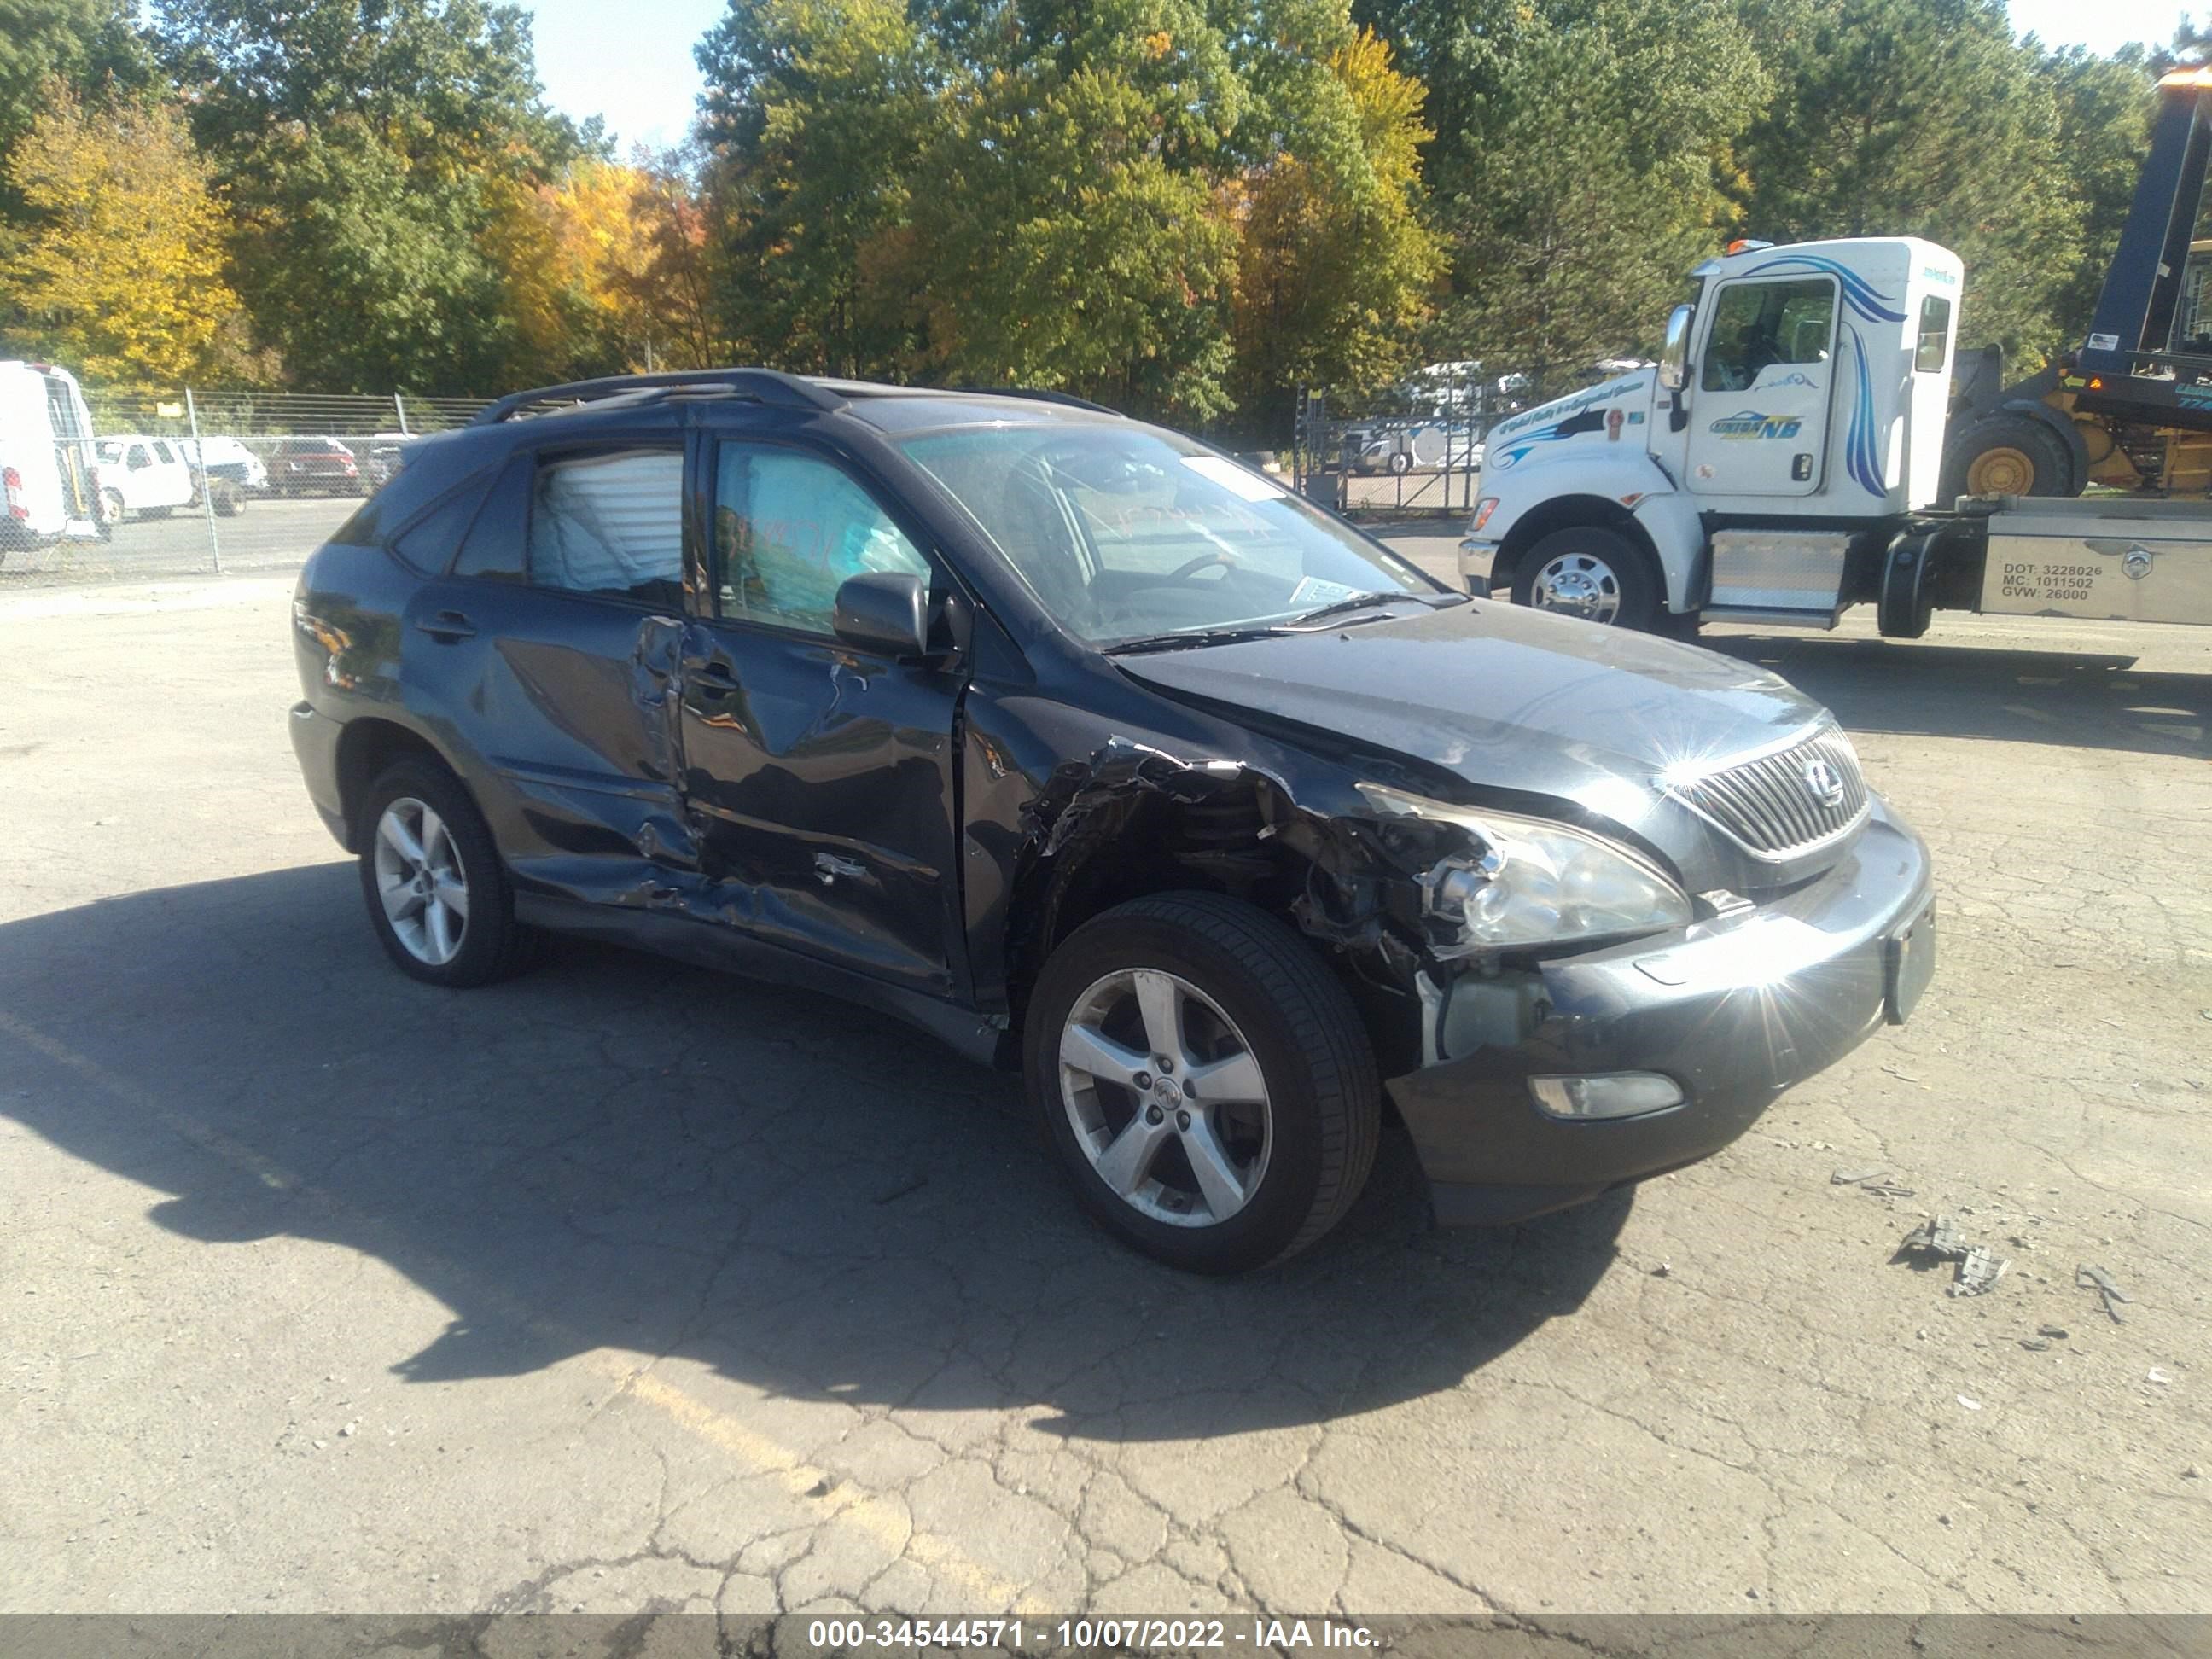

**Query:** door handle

left=690, top=661, right=741, bottom=693
left=417, top=610, right=476, bottom=642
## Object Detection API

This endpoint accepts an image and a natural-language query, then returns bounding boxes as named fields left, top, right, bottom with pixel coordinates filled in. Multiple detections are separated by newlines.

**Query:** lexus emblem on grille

left=1802, top=759, right=1847, bottom=810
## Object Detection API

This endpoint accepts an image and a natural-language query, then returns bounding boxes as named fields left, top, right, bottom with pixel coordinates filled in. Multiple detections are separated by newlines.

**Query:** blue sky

left=518, top=1, right=2199, bottom=153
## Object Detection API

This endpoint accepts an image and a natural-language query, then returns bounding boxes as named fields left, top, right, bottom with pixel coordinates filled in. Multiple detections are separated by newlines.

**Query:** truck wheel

left=1942, top=416, right=2075, bottom=503
left=1513, top=525, right=1661, bottom=631
left=1388, top=451, right=1412, bottom=475
left=99, top=487, right=124, bottom=539
left=1026, top=892, right=1382, bottom=1274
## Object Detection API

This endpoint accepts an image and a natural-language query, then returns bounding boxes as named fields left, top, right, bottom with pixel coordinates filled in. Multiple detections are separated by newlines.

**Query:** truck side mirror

left=1657, top=304, right=1694, bottom=393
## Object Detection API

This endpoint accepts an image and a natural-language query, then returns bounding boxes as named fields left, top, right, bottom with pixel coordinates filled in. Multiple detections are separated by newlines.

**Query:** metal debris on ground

left=1951, top=1246, right=2009, bottom=1296
left=1832, top=1167, right=1889, bottom=1185
left=2147, top=1368, right=2172, bottom=1386
left=1901, top=1215, right=1968, bottom=1260
left=2077, top=1263, right=2131, bottom=1324
left=2021, top=1338, right=2051, bottom=1351
left=2038, top=1324, right=2069, bottom=1339
left=1957, top=1394, right=1982, bottom=1410
left=1861, top=1179, right=1917, bottom=1198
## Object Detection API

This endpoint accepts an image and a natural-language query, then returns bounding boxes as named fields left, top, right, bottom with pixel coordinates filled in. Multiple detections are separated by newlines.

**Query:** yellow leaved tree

left=5, top=80, right=253, bottom=387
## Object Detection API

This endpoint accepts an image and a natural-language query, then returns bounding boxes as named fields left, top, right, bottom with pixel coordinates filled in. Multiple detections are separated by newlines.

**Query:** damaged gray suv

left=289, top=370, right=1935, bottom=1273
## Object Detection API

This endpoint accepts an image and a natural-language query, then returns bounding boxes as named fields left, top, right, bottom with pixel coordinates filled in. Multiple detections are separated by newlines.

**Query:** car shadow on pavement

left=1705, top=634, right=2209, bottom=757
left=0, top=864, right=1628, bottom=1445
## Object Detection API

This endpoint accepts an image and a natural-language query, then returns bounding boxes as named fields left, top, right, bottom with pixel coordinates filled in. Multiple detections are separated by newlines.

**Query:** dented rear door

left=400, top=440, right=699, bottom=905
left=674, top=431, right=964, bottom=997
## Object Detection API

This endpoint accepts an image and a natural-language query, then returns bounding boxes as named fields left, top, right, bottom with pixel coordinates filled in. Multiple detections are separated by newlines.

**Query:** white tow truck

left=1458, top=231, right=2212, bottom=637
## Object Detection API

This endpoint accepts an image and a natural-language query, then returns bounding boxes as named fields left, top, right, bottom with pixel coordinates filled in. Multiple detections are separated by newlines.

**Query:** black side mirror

left=833, top=570, right=930, bottom=659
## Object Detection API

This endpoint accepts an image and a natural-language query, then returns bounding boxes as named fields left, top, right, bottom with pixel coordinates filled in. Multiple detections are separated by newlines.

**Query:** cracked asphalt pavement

left=2, top=556, right=2207, bottom=1617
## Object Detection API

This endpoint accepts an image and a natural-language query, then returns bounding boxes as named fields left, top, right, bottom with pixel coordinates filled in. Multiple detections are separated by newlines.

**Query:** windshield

left=898, top=422, right=1443, bottom=645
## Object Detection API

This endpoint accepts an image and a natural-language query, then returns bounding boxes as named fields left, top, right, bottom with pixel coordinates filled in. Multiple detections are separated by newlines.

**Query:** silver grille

left=1661, top=725, right=1869, bottom=859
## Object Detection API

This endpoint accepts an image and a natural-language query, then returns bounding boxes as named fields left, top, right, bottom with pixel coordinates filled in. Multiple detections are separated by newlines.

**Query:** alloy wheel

left=1057, top=968, right=1272, bottom=1228
left=372, top=796, right=470, bottom=966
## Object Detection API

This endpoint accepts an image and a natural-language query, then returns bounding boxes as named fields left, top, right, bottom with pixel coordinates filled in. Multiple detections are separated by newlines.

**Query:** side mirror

left=832, top=570, right=930, bottom=660
left=1657, top=304, right=1694, bottom=393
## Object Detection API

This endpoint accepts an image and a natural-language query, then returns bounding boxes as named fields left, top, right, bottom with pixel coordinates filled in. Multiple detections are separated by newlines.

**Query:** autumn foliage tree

left=4, top=80, right=252, bottom=386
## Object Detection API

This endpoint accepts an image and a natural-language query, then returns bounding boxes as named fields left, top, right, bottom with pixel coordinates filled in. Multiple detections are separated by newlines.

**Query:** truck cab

left=1462, top=237, right=1963, bottom=631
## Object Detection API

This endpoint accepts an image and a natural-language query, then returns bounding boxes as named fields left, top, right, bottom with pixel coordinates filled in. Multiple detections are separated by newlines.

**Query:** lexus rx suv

left=288, top=370, right=1935, bottom=1272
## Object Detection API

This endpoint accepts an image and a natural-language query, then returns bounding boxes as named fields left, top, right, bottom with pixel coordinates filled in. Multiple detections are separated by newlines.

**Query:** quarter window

left=527, top=448, right=684, bottom=607
left=1915, top=295, right=1953, bottom=374
left=711, top=445, right=929, bottom=635
left=1702, top=279, right=1836, bottom=392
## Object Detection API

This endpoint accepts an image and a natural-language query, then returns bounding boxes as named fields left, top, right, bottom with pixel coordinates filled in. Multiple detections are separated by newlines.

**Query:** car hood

left=1114, top=599, right=1839, bottom=890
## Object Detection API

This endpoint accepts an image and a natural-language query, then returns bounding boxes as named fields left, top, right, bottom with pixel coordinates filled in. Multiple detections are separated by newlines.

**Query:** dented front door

left=675, top=435, right=963, bottom=997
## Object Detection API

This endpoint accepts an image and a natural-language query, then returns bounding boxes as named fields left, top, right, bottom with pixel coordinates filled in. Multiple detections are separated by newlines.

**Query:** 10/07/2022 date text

left=804, top=1619, right=1382, bottom=1650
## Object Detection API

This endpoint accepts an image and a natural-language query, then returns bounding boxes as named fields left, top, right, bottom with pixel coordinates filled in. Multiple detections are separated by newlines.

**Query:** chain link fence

left=1290, top=359, right=1654, bottom=518
left=1, top=387, right=487, bottom=587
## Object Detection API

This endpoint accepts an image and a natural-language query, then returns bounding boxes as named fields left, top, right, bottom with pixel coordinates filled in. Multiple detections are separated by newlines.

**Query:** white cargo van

left=0, top=361, right=102, bottom=562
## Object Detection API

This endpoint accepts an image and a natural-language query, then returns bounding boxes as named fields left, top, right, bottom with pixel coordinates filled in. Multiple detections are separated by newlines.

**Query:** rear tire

left=1941, top=414, right=2075, bottom=503
left=1026, top=892, right=1381, bottom=1273
left=355, top=757, right=536, bottom=988
left=1512, top=523, right=1662, bottom=631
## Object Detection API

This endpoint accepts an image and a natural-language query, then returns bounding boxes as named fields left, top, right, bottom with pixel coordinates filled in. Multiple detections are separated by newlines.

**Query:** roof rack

left=949, top=386, right=1120, bottom=416
left=470, top=369, right=845, bottom=426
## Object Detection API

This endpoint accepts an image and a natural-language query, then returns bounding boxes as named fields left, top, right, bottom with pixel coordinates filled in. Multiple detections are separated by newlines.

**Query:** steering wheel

left=1157, top=552, right=1234, bottom=584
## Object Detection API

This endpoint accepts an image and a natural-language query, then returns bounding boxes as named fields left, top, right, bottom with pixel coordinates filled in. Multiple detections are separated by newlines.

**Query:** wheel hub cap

left=1531, top=552, right=1621, bottom=624
left=1057, top=968, right=1272, bottom=1228
left=372, top=796, right=469, bottom=967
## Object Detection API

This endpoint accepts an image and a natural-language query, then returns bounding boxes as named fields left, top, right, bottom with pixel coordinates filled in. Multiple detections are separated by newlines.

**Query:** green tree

left=1735, top=0, right=2082, bottom=367
left=1229, top=27, right=1445, bottom=438
left=693, top=0, right=944, bottom=376
left=152, top=0, right=591, bottom=392
left=1361, top=0, right=1765, bottom=397
left=2033, top=45, right=2155, bottom=349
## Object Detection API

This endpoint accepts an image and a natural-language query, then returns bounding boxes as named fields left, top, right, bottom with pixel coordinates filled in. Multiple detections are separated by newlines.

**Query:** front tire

left=1512, top=523, right=1661, bottom=631
left=1026, top=892, right=1381, bottom=1273
left=355, top=758, right=534, bottom=987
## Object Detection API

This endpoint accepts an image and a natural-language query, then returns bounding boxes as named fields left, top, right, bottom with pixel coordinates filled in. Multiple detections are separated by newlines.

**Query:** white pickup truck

left=1459, top=235, right=2212, bottom=637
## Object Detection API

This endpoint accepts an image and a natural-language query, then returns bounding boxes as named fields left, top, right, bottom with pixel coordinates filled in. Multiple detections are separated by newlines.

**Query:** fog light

left=1528, top=1073, right=1684, bottom=1121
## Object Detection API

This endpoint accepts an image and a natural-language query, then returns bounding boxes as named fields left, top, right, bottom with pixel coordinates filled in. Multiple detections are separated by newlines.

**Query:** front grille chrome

left=1660, top=724, right=1870, bottom=860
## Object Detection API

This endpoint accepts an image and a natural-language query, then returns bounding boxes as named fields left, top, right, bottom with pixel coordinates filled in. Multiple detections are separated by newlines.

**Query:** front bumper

left=1388, top=803, right=1933, bottom=1225
left=1458, top=536, right=1498, bottom=597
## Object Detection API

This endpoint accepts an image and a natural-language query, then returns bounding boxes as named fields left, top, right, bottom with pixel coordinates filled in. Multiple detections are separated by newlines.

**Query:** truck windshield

left=898, top=423, right=1444, bottom=646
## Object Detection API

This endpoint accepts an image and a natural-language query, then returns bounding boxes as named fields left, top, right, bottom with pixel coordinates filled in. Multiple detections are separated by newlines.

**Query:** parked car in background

left=288, top=369, right=1935, bottom=1273
left=361, top=434, right=409, bottom=490
left=0, top=359, right=102, bottom=560
left=175, top=434, right=268, bottom=507
left=94, top=435, right=196, bottom=522
left=271, top=436, right=366, bottom=497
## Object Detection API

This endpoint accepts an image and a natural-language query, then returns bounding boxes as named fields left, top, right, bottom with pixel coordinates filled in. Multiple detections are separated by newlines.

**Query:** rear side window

left=392, top=474, right=492, bottom=573
left=451, top=457, right=529, bottom=581
left=528, top=448, right=684, bottom=608
left=1915, top=295, right=1953, bottom=374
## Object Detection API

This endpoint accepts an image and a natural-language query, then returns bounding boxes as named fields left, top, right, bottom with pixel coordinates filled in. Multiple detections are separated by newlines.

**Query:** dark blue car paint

left=291, top=386, right=1933, bottom=1224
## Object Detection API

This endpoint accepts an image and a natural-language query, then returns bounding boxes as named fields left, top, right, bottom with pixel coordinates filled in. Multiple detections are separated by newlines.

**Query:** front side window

left=898, top=423, right=1438, bottom=646
left=1915, top=295, right=1953, bottom=374
left=152, top=440, right=177, bottom=464
left=1702, top=278, right=1836, bottom=392
left=711, top=445, right=929, bottom=635
left=527, top=448, right=684, bottom=606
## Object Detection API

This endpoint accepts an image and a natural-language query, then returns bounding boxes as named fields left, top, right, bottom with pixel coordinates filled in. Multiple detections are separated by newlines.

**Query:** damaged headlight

left=1358, top=783, right=1690, bottom=953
